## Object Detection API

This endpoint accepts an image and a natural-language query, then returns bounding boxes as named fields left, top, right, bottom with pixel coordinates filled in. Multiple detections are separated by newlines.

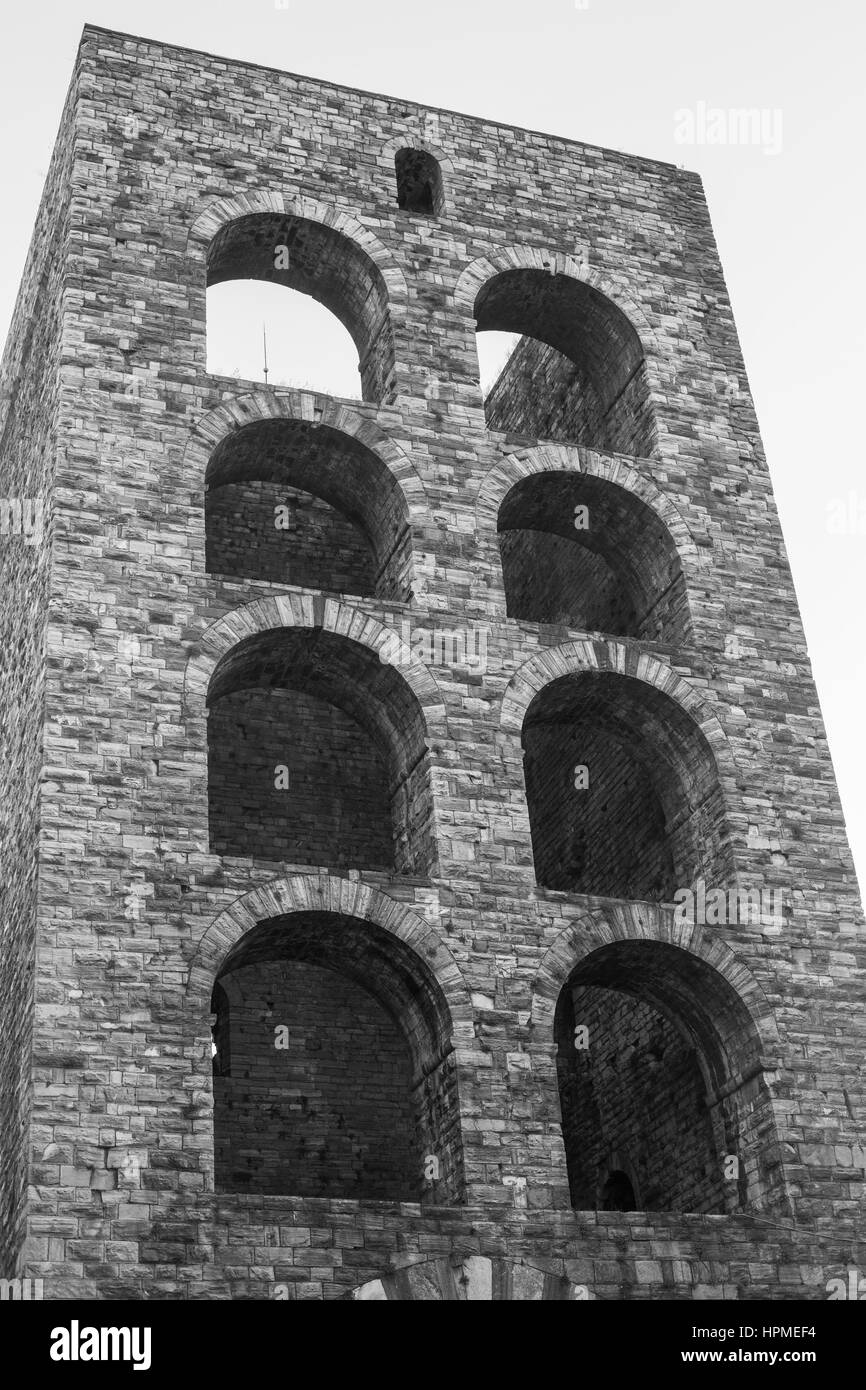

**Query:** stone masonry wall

left=0, top=25, right=861, bottom=1299
left=495, top=442, right=691, bottom=641
left=0, top=53, right=81, bottom=1276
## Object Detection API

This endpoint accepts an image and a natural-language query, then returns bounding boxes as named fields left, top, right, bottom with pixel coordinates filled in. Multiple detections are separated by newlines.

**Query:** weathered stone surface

left=0, top=23, right=863, bottom=1300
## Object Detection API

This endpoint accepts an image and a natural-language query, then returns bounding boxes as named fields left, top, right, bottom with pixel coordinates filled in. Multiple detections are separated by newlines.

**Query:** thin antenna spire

left=263, top=321, right=269, bottom=384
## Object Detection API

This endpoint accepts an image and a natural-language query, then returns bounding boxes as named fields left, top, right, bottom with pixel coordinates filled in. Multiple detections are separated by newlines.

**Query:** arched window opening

left=205, top=418, right=412, bottom=602
left=395, top=148, right=444, bottom=215
left=555, top=941, right=785, bottom=1214
left=207, top=628, right=436, bottom=877
left=205, top=212, right=396, bottom=403
left=212, top=913, right=464, bottom=1203
left=206, top=281, right=360, bottom=397
left=498, top=472, right=690, bottom=643
left=522, top=671, right=731, bottom=899
left=474, top=270, right=656, bottom=456
left=601, top=1170, right=637, bottom=1211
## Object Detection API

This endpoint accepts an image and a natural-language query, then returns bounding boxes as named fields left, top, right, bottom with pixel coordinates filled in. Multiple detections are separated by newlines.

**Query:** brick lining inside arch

left=523, top=670, right=731, bottom=898
left=206, top=213, right=395, bottom=402
left=554, top=940, right=785, bottom=1213
left=498, top=471, right=690, bottom=642
left=207, top=628, right=436, bottom=875
left=205, top=417, right=412, bottom=601
left=475, top=270, right=655, bottom=455
left=212, top=911, right=464, bottom=1202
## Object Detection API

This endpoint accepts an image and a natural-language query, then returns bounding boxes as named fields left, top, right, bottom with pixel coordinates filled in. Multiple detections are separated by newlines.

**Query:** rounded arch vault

left=502, top=641, right=736, bottom=900
left=189, top=874, right=474, bottom=1204
left=483, top=446, right=696, bottom=643
left=532, top=905, right=788, bottom=1215
left=456, top=247, right=661, bottom=456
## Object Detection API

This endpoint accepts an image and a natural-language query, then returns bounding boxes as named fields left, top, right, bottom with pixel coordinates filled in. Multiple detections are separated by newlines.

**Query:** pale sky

left=1, top=0, right=863, bottom=888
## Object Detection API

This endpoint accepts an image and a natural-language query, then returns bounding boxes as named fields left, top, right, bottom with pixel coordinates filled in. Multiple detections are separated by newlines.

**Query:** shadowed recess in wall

left=395, top=148, right=444, bottom=215
left=205, top=416, right=412, bottom=600
left=207, top=627, right=437, bottom=876
left=498, top=470, right=690, bottom=642
left=522, top=669, right=731, bottom=898
left=211, top=911, right=463, bottom=1203
left=554, top=939, right=788, bottom=1215
left=476, top=269, right=656, bottom=455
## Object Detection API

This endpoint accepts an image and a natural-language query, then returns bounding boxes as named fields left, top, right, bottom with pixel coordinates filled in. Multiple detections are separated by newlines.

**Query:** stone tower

left=0, top=25, right=863, bottom=1301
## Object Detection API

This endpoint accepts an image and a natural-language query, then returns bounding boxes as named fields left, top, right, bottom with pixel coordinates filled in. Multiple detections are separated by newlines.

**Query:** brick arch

left=505, top=640, right=738, bottom=898
left=191, top=600, right=447, bottom=877
left=187, top=192, right=408, bottom=302
left=182, top=389, right=428, bottom=519
left=478, top=444, right=698, bottom=643
left=597, top=1152, right=642, bottom=1210
left=378, top=134, right=455, bottom=176
left=453, top=245, right=661, bottom=359
left=456, top=246, right=662, bottom=458
left=500, top=638, right=734, bottom=776
left=188, top=390, right=428, bottom=601
left=530, top=902, right=781, bottom=1053
left=186, top=872, right=473, bottom=1030
left=188, top=194, right=407, bottom=403
left=183, top=595, right=447, bottom=733
left=192, top=875, right=474, bottom=1203
left=476, top=443, right=699, bottom=561
left=532, top=906, right=788, bottom=1214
